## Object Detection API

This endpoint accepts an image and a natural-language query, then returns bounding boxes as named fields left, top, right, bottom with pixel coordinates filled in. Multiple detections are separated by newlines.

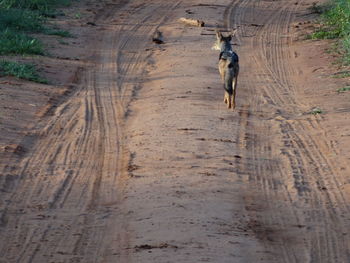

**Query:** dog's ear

left=230, top=28, right=238, bottom=37
left=216, top=30, right=223, bottom=40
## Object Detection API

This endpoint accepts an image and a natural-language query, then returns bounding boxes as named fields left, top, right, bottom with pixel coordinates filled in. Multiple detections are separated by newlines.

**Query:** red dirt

left=1, top=0, right=350, bottom=262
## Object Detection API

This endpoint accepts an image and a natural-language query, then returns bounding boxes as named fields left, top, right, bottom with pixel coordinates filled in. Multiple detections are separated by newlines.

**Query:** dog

left=212, top=29, right=239, bottom=110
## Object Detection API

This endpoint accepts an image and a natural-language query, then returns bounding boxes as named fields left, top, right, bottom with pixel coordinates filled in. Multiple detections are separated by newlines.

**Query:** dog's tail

left=224, top=53, right=239, bottom=94
left=224, top=84, right=233, bottom=95
left=224, top=69, right=234, bottom=95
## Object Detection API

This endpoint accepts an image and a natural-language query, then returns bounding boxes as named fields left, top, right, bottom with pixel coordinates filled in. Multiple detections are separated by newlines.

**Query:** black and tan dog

left=213, top=29, right=239, bottom=110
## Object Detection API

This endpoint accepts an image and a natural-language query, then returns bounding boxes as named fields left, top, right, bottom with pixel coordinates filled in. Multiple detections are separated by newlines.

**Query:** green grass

left=310, top=107, right=324, bottom=115
left=337, top=86, right=350, bottom=93
left=309, top=2, right=331, bottom=14
left=0, top=1, right=72, bottom=82
left=310, top=0, right=350, bottom=64
left=0, top=8, right=45, bottom=55
left=74, top=12, right=81, bottom=19
left=333, top=71, right=350, bottom=78
left=0, top=60, right=47, bottom=83
left=310, top=0, right=350, bottom=39
left=0, top=0, right=71, bottom=13
left=0, top=8, right=44, bottom=32
left=0, top=1, right=73, bottom=56
left=44, top=28, right=72, bottom=37
left=0, top=29, right=44, bottom=55
left=0, top=7, right=72, bottom=36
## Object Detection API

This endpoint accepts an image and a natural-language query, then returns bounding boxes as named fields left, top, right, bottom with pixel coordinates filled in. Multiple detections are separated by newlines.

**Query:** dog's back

left=219, top=50, right=239, bottom=95
left=214, top=30, right=239, bottom=109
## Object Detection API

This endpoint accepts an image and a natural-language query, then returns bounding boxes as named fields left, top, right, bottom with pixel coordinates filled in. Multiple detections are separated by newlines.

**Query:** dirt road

left=1, top=0, right=350, bottom=262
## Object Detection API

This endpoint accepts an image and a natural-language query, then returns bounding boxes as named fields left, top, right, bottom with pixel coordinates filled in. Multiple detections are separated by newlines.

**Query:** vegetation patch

left=0, top=0, right=71, bottom=14
left=0, top=60, right=47, bottom=83
left=337, top=86, right=350, bottom=93
left=0, top=0, right=72, bottom=56
left=0, top=8, right=44, bottom=32
left=310, top=0, right=350, bottom=64
left=0, top=29, right=44, bottom=55
left=309, top=2, right=331, bottom=14
left=44, top=28, right=73, bottom=37
left=333, top=71, right=350, bottom=78
left=309, top=107, right=324, bottom=115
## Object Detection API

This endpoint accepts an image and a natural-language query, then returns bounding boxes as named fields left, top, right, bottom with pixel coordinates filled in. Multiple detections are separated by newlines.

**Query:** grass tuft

left=333, top=71, right=350, bottom=78
left=0, top=1, right=72, bottom=56
left=337, top=86, right=350, bottom=93
left=44, top=28, right=73, bottom=37
left=310, top=0, right=350, bottom=64
left=310, top=107, right=323, bottom=115
left=0, top=0, right=71, bottom=13
left=0, top=8, right=44, bottom=32
left=309, top=2, right=331, bottom=15
left=0, top=60, right=47, bottom=83
left=0, top=29, right=44, bottom=55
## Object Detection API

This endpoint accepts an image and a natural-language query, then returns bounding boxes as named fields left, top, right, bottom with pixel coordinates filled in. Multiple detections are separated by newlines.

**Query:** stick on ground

left=179, top=17, right=205, bottom=27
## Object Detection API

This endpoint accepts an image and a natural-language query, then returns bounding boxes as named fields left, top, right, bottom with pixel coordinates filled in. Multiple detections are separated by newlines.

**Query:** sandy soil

left=1, top=0, right=350, bottom=262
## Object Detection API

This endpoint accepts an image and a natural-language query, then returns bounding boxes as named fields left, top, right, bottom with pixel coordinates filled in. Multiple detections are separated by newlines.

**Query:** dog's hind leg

left=224, top=91, right=229, bottom=104
left=224, top=73, right=233, bottom=109
left=227, top=93, right=232, bottom=109
left=231, top=76, right=238, bottom=110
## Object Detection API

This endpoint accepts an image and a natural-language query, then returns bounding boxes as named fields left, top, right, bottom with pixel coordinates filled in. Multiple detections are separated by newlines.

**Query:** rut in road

left=0, top=1, right=179, bottom=262
left=226, top=0, right=350, bottom=261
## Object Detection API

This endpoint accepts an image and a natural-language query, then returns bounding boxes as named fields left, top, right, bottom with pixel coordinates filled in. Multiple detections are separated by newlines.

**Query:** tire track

left=225, top=0, right=350, bottom=261
left=0, top=1, right=182, bottom=262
